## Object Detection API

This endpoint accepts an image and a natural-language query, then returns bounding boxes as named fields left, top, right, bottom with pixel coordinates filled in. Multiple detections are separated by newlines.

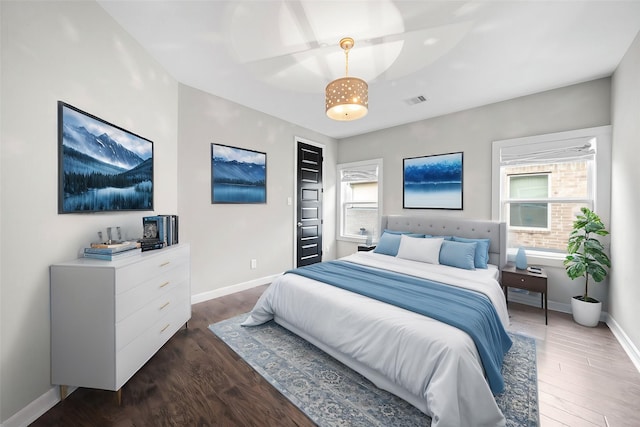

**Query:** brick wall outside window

left=505, top=161, right=589, bottom=252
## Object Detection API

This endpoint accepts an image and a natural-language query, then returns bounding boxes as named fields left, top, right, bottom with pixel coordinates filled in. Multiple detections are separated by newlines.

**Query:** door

left=296, top=141, right=323, bottom=267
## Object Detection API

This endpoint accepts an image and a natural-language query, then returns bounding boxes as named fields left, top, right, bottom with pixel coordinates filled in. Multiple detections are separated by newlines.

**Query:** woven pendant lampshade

left=325, top=37, right=368, bottom=121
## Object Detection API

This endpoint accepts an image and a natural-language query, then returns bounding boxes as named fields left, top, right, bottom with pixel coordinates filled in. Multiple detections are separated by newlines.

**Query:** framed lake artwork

left=211, top=143, right=267, bottom=204
left=58, top=102, right=154, bottom=214
left=403, top=151, right=463, bottom=209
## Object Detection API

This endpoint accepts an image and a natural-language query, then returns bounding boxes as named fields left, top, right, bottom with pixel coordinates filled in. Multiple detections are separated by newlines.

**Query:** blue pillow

left=373, top=233, right=403, bottom=256
left=452, top=236, right=490, bottom=269
left=439, top=240, right=477, bottom=270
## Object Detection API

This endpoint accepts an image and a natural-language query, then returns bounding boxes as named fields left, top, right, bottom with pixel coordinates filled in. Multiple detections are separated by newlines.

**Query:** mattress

left=242, top=252, right=510, bottom=427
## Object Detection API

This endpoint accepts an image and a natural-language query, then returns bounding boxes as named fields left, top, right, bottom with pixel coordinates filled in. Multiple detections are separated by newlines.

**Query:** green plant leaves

left=563, top=207, right=610, bottom=299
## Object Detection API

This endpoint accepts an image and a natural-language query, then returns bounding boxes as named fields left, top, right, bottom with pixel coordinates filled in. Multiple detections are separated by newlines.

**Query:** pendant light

left=325, top=37, right=368, bottom=121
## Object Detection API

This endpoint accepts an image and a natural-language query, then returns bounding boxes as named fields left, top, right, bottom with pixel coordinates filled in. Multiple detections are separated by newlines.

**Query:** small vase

left=515, top=247, right=528, bottom=270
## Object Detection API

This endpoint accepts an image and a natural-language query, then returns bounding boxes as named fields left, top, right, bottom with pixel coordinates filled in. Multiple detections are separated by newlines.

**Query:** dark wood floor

left=32, top=285, right=640, bottom=426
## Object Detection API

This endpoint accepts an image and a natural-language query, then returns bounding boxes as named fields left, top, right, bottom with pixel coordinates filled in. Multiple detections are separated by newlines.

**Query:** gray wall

left=0, top=0, right=637, bottom=423
left=610, top=31, right=640, bottom=357
left=177, top=84, right=336, bottom=298
left=0, top=2, right=336, bottom=423
left=336, top=78, right=612, bottom=311
left=0, top=0, right=180, bottom=421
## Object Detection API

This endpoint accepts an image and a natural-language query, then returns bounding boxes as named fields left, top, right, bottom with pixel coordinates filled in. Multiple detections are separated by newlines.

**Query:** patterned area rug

left=209, top=314, right=538, bottom=427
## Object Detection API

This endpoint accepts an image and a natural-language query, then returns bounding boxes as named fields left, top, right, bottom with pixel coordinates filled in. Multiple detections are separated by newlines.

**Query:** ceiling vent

left=405, top=95, right=428, bottom=105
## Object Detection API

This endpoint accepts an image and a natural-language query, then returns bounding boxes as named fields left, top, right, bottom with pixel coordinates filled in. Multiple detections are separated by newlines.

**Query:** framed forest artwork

left=58, top=102, right=153, bottom=213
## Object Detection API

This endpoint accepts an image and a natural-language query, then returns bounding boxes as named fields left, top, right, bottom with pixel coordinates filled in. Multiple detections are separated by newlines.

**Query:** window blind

left=499, top=137, right=596, bottom=166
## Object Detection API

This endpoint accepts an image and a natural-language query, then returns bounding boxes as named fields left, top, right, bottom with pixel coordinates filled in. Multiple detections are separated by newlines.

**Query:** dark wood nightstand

left=357, top=244, right=376, bottom=252
left=501, top=264, right=548, bottom=324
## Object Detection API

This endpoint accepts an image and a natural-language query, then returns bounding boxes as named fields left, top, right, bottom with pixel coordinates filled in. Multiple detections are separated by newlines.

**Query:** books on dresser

left=142, top=215, right=178, bottom=247
left=83, top=248, right=142, bottom=260
left=83, top=241, right=141, bottom=260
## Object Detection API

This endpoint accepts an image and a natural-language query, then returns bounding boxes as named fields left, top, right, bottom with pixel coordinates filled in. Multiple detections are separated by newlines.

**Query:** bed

left=243, top=215, right=510, bottom=427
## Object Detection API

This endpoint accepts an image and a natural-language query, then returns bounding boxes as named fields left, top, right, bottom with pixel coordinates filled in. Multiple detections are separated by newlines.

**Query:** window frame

left=492, top=126, right=611, bottom=259
left=336, top=159, right=383, bottom=243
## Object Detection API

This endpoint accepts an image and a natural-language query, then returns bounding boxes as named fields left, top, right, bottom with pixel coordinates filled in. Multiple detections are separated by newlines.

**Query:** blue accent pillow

left=439, top=240, right=477, bottom=270
left=373, top=233, right=403, bottom=256
left=452, top=236, right=490, bottom=269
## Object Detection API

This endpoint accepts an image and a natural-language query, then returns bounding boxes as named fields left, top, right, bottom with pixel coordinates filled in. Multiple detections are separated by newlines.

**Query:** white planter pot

left=570, top=296, right=602, bottom=327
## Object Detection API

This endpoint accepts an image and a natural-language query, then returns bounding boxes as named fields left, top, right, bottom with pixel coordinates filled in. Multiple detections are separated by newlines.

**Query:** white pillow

left=396, top=235, right=444, bottom=264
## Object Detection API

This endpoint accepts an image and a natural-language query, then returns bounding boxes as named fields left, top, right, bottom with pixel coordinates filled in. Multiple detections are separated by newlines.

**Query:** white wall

left=177, top=84, right=336, bottom=299
left=610, top=31, right=640, bottom=357
left=336, top=78, right=612, bottom=310
left=0, top=1, right=179, bottom=422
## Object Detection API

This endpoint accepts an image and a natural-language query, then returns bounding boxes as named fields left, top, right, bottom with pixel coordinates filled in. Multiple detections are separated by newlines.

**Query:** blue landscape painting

left=59, top=103, right=153, bottom=213
left=211, top=144, right=266, bottom=204
left=403, top=152, right=463, bottom=209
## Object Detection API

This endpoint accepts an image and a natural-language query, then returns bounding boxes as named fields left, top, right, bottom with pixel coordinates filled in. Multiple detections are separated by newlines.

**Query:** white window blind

left=499, top=137, right=596, bottom=166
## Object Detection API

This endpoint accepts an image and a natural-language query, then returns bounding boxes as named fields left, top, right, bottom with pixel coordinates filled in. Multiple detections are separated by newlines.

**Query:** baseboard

left=606, top=314, right=640, bottom=373
left=1, top=385, right=76, bottom=427
left=506, top=290, right=608, bottom=321
left=11, top=282, right=636, bottom=427
left=190, top=274, right=280, bottom=305
left=5, top=277, right=278, bottom=427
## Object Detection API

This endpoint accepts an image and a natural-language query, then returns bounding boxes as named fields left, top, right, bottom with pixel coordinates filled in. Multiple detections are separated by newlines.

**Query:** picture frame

left=403, top=151, right=463, bottom=209
left=58, top=102, right=154, bottom=213
left=211, top=143, right=267, bottom=204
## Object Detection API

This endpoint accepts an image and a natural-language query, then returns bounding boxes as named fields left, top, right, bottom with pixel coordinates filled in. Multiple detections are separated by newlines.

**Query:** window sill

left=337, top=235, right=378, bottom=245
left=508, top=248, right=566, bottom=268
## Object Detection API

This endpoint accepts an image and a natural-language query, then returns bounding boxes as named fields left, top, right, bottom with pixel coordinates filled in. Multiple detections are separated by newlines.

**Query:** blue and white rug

left=209, top=314, right=538, bottom=427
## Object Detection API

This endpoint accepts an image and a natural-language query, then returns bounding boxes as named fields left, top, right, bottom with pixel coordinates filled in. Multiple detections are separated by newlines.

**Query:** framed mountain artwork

left=57, top=102, right=153, bottom=213
left=211, top=143, right=266, bottom=204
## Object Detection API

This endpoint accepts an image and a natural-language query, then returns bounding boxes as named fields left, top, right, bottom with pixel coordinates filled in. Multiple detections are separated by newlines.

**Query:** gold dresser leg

left=115, top=389, right=122, bottom=405
left=59, top=385, right=68, bottom=400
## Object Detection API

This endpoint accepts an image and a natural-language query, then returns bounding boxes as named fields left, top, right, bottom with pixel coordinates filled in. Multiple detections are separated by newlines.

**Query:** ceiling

left=97, top=1, right=640, bottom=139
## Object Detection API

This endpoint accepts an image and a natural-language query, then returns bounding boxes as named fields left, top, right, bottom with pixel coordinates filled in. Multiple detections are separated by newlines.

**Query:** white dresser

left=50, top=244, right=191, bottom=399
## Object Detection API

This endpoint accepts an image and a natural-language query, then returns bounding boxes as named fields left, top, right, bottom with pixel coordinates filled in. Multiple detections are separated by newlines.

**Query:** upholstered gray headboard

left=381, top=215, right=507, bottom=268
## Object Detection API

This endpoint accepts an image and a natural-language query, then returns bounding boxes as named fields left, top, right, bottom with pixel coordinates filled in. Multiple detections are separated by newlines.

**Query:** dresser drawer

left=115, top=245, right=189, bottom=295
left=502, top=270, right=546, bottom=293
left=115, top=300, right=190, bottom=389
left=116, top=281, right=189, bottom=351
left=115, top=263, right=189, bottom=323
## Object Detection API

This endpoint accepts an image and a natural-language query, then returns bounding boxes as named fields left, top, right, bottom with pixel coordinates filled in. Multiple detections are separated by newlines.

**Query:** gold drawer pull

left=160, top=324, right=170, bottom=333
left=159, top=301, right=170, bottom=310
left=159, top=261, right=171, bottom=267
left=159, top=281, right=170, bottom=288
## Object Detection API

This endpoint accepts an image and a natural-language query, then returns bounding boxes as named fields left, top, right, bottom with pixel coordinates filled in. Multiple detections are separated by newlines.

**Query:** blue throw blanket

left=286, top=260, right=512, bottom=394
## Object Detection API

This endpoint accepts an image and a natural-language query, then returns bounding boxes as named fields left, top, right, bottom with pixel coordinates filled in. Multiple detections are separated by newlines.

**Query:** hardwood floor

left=32, top=285, right=640, bottom=427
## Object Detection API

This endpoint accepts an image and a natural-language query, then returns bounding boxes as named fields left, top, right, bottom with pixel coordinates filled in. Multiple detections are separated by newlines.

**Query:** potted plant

left=564, top=207, right=611, bottom=327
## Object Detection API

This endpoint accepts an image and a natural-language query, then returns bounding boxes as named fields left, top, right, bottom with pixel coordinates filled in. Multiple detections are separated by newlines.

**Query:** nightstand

left=357, top=244, right=376, bottom=252
left=501, top=264, right=548, bottom=324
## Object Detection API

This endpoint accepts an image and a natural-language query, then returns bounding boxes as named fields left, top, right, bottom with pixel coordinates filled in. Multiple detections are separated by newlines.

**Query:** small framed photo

left=403, top=151, right=463, bottom=210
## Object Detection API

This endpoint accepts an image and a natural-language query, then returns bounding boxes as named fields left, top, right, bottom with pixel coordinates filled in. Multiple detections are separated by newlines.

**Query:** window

left=508, top=174, right=550, bottom=229
left=492, top=126, right=611, bottom=254
left=337, top=159, right=383, bottom=242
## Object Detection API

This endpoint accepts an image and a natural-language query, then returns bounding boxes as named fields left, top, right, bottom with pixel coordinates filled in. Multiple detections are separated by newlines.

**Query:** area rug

left=209, top=314, right=538, bottom=427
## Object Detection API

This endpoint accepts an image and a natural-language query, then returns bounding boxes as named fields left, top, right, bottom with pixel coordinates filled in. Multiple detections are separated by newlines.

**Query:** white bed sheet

left=242, top=253, right=509, bottom=427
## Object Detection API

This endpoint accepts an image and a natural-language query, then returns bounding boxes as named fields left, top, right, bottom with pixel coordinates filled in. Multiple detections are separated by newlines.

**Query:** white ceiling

left=97, top=0, right=640, bottom=139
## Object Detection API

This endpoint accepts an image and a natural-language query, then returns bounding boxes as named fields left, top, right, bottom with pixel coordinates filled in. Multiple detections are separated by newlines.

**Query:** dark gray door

left=296, top=141, right=323, bottom=267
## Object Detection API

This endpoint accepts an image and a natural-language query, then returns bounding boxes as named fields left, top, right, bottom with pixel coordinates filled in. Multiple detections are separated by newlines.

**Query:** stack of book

left=142, top=215, right=178, bottom=249
left=83, top=241, right=141, bottom=260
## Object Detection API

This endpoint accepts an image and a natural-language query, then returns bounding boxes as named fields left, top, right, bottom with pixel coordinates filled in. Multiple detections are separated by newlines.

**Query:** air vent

left=405, top=95, right=428, bottom=105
